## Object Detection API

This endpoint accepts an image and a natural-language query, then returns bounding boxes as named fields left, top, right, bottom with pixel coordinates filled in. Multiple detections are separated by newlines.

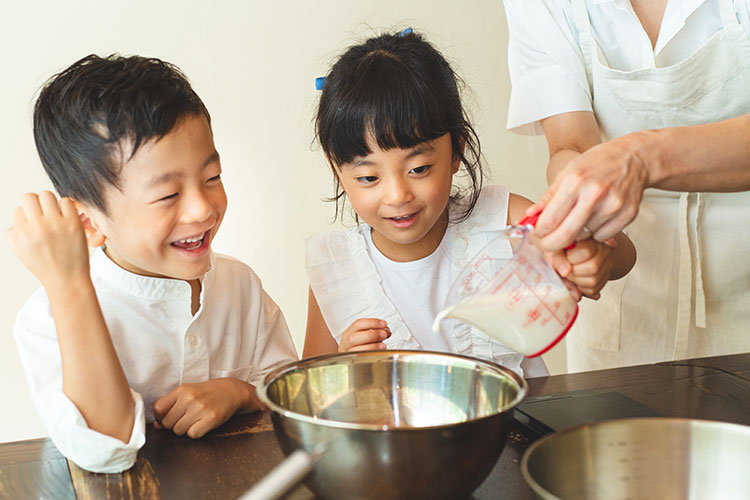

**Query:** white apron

left=567, top=0, right=750, bottom=371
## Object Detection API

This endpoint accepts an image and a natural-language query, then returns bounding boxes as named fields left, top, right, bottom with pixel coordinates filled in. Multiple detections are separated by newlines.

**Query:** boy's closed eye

left=155, top=192, right=179, bottom=203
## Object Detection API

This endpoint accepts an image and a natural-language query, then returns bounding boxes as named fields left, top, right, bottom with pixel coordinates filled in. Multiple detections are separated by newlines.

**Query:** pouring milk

left=434, top=215, right=578, bottom=357
left=433, top=287, right=577, bottom=357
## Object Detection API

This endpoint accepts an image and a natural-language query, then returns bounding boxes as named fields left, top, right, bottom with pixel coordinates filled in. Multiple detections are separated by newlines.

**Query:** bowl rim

left=520, top=416, right=750, bottom=500
left=256, top=349, right=529, bottom=431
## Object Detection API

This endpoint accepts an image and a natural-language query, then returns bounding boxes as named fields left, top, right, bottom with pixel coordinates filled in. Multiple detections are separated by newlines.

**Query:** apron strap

left=718, top=0, right=739, bottom=28
left=673, top=192, right=692, bottom=359
left=674, top=192, right=708, bottom=359
left=571, top=0, right=595, bottom=95
left=694, top=193, right=707, bottom=329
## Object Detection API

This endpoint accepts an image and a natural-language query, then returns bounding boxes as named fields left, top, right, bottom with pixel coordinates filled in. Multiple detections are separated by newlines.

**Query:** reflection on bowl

left=522, top=417, right=750, bottom=500
left=258, top=350, right=527, bottom=500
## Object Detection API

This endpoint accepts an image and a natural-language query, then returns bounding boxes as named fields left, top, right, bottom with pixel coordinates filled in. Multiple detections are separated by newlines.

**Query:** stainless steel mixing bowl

left=256, top=350, right=527, bottom=500
left=521, top=417, right=750, bottom=500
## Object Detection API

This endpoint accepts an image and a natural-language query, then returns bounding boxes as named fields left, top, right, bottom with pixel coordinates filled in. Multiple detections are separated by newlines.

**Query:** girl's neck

left=370, top=209, right=449, bottom=262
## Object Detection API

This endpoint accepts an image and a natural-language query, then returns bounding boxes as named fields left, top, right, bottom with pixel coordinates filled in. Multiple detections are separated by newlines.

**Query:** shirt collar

left=90, top=246, right=213, bottom=301
left=591, top=0, right=706, bottom=17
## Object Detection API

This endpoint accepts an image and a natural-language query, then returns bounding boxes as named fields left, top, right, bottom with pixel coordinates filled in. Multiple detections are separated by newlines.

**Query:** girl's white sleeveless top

left=305, top=185, right=549, bottom=377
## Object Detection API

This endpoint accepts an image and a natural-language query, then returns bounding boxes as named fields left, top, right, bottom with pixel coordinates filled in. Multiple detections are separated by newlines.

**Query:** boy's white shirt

left=306, top=185, right=549, bottom=379
left=13, top=247, right=298, bottom=473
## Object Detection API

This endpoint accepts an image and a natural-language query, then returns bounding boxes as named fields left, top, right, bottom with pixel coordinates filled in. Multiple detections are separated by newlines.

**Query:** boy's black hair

left=315, top=30, right=483, bottom=222
left=33, top=54, right=210, bottom=213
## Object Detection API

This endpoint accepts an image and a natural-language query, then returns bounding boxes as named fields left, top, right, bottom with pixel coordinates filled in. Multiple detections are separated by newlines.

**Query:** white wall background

left=0, top=0, right=559, bottom=443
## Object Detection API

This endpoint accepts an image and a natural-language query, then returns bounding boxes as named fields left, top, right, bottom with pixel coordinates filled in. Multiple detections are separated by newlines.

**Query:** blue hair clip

left=399, top=27, right=413, bottom=36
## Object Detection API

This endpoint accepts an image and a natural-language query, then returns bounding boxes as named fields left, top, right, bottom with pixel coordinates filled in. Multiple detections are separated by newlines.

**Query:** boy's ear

left=73, top=201, right=106, bottom=248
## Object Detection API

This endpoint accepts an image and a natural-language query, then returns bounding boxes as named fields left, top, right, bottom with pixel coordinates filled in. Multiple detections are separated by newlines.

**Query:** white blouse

left=503, top=0, right=750, bottom=134
left=14, top=247, right=298, bottom=473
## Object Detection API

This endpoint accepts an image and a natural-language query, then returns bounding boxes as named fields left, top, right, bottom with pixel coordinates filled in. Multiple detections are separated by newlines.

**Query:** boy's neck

left=189, top=279, right=202, bottom=316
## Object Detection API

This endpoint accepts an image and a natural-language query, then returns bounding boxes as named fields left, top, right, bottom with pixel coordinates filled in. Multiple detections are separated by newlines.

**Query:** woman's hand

left=530, top=131, right=652, bottom=251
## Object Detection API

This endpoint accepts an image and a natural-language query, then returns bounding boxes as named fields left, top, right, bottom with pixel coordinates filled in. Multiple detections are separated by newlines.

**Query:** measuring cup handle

left=517, top=213, right=540, bottom=227
left=236, top=447, right=323, bottom=500
left=517, top=213, right=577, bottom=250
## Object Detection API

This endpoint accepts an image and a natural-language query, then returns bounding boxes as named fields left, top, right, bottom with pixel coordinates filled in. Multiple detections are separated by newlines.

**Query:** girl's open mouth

left=386, top=212, right=419, bottom=228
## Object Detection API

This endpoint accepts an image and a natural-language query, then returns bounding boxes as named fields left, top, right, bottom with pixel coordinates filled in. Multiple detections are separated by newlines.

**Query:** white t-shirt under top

left=364, top=226, right=454, bottom=351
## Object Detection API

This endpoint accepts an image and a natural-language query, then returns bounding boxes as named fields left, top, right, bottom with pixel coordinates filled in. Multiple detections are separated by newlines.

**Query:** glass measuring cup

left=433, top=215, right=578, bottom=357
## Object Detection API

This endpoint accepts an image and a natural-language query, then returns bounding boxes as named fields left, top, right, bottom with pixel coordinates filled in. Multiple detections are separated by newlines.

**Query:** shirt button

left=189, top=335, right=199, bottom=347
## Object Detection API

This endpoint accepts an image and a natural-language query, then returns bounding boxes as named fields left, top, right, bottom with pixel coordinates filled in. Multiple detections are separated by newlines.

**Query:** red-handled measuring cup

left=433, top=213, right=578, bottom=357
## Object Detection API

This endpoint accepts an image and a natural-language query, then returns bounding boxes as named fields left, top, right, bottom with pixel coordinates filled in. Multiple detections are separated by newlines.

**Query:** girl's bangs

left=325, top=57, right=455, bottom=166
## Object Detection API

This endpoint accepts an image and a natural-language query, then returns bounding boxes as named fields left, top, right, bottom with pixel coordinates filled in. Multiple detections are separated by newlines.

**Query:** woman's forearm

left=642, top=114, right=750, bottom=192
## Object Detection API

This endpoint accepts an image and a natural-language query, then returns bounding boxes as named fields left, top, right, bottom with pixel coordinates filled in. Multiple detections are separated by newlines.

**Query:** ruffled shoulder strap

left=305, top=227, right=419, bottom=349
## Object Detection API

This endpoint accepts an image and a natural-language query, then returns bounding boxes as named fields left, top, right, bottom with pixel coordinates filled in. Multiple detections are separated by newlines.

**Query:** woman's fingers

left=534, top=133, right=650, bottom=250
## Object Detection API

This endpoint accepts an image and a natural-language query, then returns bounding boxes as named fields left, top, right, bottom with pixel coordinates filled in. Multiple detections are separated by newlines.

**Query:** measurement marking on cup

left=511, top=268, right=568, bottom=326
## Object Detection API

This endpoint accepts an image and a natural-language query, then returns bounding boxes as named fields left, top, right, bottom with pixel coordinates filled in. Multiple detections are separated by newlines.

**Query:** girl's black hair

left=33, top=54, right=210, bottom=214
left=315, top=30, right=483, bottom=222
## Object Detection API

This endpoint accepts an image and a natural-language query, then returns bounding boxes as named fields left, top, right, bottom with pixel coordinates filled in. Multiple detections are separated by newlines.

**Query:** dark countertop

left=2, top=353, right=749, bottom=499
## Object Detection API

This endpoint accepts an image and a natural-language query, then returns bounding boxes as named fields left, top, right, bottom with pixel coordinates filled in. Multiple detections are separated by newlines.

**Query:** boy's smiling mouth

left=171, top=231, right=209, bottom=251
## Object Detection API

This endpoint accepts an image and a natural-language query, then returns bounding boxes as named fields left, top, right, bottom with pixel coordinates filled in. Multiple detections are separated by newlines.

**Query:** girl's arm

left=302, top=287, right=339, bottom=358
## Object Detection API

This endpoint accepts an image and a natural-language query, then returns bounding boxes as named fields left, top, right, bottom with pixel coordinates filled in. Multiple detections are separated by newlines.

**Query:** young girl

left=303, top=30, right=635, bottom=377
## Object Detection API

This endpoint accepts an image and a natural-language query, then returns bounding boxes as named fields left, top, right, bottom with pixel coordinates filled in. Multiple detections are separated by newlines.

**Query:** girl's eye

left=410, top=165, right=432, bottom=175
left=207, top=174, right=221, bottom=183
left=356, top=176, right=378, bottom=184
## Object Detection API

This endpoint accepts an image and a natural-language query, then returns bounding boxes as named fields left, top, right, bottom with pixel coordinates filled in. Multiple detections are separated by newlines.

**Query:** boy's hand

left=338, top=318, right=391, bottom=352
left=153, top=378, right=256, bottom=438
left=549, top=238, right=616, bottom=300
left=6, top=191, right=90, bottom=292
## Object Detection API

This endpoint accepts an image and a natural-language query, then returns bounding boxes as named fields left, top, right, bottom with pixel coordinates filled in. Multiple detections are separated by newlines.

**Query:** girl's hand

left=549, top=238, right=616, bottom=300
left=153, top=378, right=256, bottom=438
left=338, top=318, right=391, bottom=352
left=6, top=191, right=90, bottom=293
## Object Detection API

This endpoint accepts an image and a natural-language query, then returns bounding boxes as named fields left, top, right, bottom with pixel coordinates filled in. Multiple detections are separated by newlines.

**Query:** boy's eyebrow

left=204, top=151, right=220, bottom=167
left=349, top=143, right=436, bottom=167
left=147, top=151, right=220, bottom=186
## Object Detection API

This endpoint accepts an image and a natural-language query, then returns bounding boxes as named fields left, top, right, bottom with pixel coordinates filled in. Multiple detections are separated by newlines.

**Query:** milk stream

left=433, top=289, right=577, bottom=356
